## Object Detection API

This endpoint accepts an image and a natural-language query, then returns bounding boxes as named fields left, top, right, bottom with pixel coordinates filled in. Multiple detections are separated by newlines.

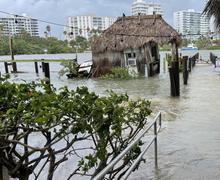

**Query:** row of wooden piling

left=183, top=53, right=198, bottom=85
left=168, top=52, right=198, bottom=97
left=2, top=61, right=50, bottom=83
left=1, top=52, right=199, bottom=97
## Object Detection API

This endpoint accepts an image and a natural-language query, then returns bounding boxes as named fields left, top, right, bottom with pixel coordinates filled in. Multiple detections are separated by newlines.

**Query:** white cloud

left=0, top=0, right=205, bottom=38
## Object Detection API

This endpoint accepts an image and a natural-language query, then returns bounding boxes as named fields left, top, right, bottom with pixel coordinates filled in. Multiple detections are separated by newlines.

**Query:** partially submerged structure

left=91, top=15, right=181, bottom=77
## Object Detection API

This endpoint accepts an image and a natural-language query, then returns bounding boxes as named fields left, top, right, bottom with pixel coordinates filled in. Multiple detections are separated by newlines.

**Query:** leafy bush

left=0, top=79, right=152, bottom=180
left=58, top=60, right=78, bottom=77
left=101, top=67, right=137, bottom=80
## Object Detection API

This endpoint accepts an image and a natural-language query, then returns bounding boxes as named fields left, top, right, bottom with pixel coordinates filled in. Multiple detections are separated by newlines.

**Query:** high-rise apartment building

left=173, top=9, right=210, bottom=39
left=201, top=0, right=211, bottom=36
left=131, top=0, right=163, bottom=16
left=64, top=15, right=117, bottom=42
left=0, top=15, right=39, bottom=37
left=200, top=14, right=210, bottom=35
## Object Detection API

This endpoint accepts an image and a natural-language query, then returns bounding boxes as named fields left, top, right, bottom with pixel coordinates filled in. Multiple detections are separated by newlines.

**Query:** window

left=127, top=53, right=136, bottom=58
left=128, top=58, right=136, bottom=66
left=127, top=53, right=132, bottom=58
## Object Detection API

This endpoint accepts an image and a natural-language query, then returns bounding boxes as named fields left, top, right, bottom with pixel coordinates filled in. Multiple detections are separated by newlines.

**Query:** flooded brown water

left=130, top=64, right=220, bottom=180
left=1, top=50, right=220, bottom=179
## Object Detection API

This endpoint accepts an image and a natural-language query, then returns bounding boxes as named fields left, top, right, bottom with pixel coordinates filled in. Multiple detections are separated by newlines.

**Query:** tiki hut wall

left=92, top=51, right=124, bottom=77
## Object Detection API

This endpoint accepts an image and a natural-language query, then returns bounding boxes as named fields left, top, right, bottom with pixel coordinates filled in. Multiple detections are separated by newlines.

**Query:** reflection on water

left=1, top=50, right=220, bottom=179
left=130, top=64, right=220, bottom=180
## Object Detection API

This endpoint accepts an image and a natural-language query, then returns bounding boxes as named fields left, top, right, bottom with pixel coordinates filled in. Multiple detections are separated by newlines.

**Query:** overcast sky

left=0, top=0, right=206, bottom=39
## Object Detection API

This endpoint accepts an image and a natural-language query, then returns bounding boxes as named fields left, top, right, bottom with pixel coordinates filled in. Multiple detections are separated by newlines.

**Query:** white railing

left=92, top=112, right=162, bottom=180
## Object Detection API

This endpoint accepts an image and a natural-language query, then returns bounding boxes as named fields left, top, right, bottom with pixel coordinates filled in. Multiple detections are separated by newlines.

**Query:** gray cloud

left=0, top=0, right=205, bottom=38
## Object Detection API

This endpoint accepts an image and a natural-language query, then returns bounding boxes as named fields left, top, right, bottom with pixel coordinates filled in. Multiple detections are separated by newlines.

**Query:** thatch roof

left=92, top=15, right=181, bottom=54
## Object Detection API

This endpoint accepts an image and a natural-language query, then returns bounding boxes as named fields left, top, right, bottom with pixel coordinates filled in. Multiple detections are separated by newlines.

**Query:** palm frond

left=203, top=0, right=220, bottom=31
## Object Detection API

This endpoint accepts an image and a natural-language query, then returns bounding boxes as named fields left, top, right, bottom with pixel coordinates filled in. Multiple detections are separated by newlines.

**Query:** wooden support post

left=157, top=60, right=160, bottom=74
left=9, top=36, right=17, bottom=73
left=169, top=42, right=180, bottom=97
left=192, top=57, right=195, bottom=67
left=183, top=56, right=188, bottom=85
left=210, top=53, right=213, bottom=64
left=175, top=44, right=180, bottom=96
left=193, top=56, right=196, bottom=67
left=34, top=62, right=39, bottom=74
left=188, top=58, right=192, bottom=72
left=173, top=61, right=180, bottom=96
left=4, top=62, right=9, bottom=74
left=44, top=63, right=50, bottom=84
left=215, top=56, right=217, bottom=68
left=169, top=67, right=176, bottom=96
left=149, top=63, right=153, bottom=77
left=0, top=165, right=3, bottom=180
left=42, top=62, right=45, bottom=72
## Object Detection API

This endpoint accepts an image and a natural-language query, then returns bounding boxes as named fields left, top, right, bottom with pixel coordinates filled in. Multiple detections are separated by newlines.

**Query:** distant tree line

left=0, top=27, right=100, bottom=55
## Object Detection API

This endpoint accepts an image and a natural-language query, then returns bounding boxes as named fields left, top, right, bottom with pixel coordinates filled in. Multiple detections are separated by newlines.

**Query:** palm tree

left=44, top=31, right=48, bottom=38
left=46, top=25, right=51, bottom=37
left=203, top=0, right=220, bottom=31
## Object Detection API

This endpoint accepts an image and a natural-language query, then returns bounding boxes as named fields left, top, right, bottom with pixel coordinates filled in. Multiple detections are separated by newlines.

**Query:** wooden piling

left=169, top=42, right=180, bottom=97
left=9, top=36, right=17, bottom=73
left=42, top=61, right=45, bottom=72
left=4, top=62, right=9, bottom=74
left=169, top=67, right=176, bottom=96
left=173, top=61, right=180, bottom=96
left=34, top=62, right=39, bottom=74
left=157, top=61, right=160, bottom=74
left=44, top=63, right=50, bottom=84
left=183, top=56, right=188, bottom=85
left=192, top=57, right=195, bottom=67
left=188, top=58, right=192, bottom=72
left=149, top=63, right=153, bottom=77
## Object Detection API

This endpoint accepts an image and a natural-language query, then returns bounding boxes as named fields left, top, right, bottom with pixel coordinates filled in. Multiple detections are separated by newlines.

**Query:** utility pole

left=9, top=35, right=17, bottom=72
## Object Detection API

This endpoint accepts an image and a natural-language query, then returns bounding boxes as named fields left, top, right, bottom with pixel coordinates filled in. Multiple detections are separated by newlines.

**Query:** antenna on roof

left=122, top=13, right=125, bottom=27
left=138, top=13, right=141, bottom=25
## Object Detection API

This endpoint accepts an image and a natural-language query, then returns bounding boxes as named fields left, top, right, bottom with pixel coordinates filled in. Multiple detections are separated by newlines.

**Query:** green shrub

left=101, top=67, right=137, bottom=80
left=59, top=60, right=78, bottom=77
left=0, top=79, right=152, bottom=179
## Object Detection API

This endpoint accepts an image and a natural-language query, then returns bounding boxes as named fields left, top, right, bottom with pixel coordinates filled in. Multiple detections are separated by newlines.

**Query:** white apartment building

left=200, top=14, right=210, bottom=35
left=131, top=0, right=163, bottom=16
left=64, top=15, right=117, bottom=41
left=173, top=9, right=210, bottom=39
left=0, top=15, right=39, bottom=37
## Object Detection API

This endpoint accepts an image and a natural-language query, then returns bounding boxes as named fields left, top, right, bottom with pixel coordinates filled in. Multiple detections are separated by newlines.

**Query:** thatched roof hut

left=91, top=15, right=181, bottom=77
